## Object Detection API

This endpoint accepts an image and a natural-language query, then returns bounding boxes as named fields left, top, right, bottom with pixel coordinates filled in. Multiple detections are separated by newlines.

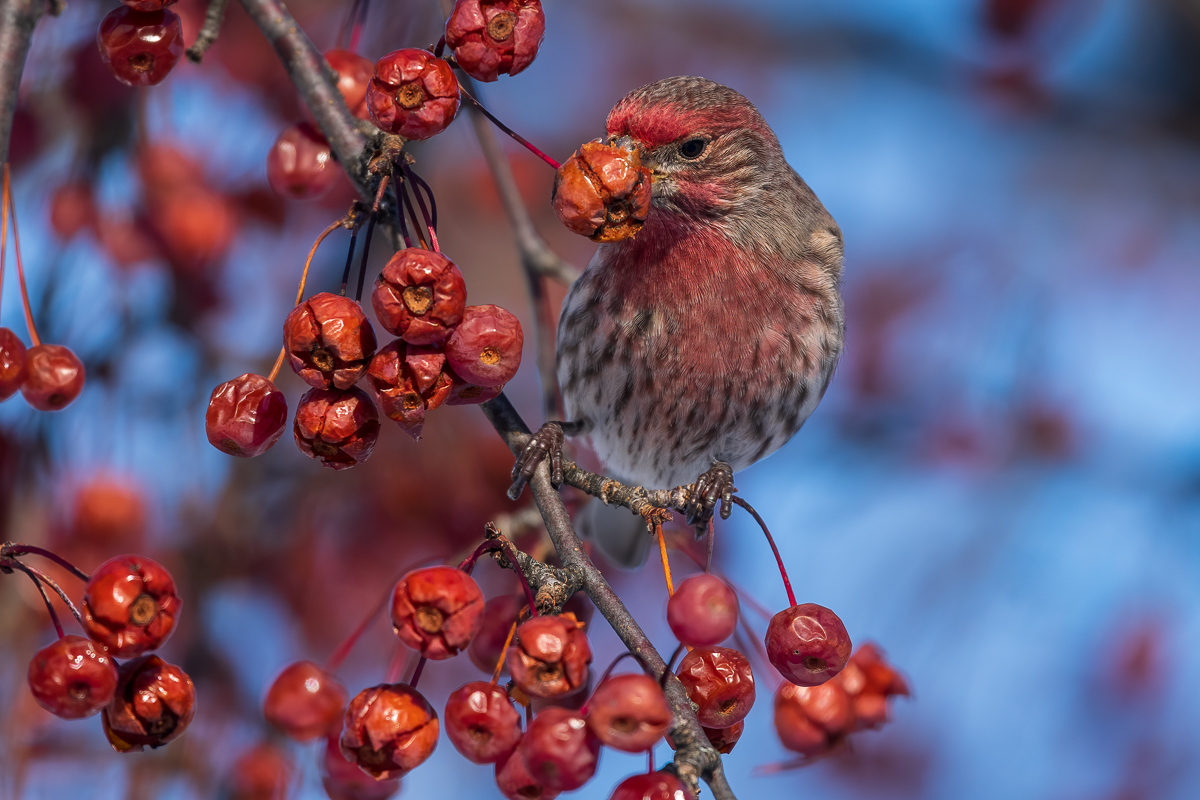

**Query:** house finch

left=512, top=76, right=845, bottom=565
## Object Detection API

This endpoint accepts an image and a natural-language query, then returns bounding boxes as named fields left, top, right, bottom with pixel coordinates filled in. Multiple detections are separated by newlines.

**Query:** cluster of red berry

left=97, top=0, right=186, bottom=87
left=553, top=139, right=653, bottom=243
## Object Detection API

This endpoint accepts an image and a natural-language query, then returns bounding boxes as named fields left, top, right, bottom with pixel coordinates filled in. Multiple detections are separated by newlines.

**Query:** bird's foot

left=508, top=420, right=587, bottom=500
left=684, top=461, right=736, bottom=526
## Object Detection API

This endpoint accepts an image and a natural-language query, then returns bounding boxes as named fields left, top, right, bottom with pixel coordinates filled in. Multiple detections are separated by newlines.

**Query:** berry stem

left=455, top=84, right=561, bottom=169
left=351, top=176, right=388, bottom=302
left=408, top=170, right=438, bottom=233
left=705, top=517, right=715, bottom=574
left=499, top=540, right=538, bottom=617
left=663, top=643, right=685, bottom=675
left=401, top=163, right=438, bottom=252
left=648, top=748, right=654, bottom=773
left=6, top=559, right=64, bottom=638
left=398, top=177, right=428, bottom=250
left=432, top=35, right=445, bottom=58
left=0, top=543, right=89, bottom=582
left=489, top=618, right=518, bottom=686
left=266, top=347, right=286, bottom=384
left=655, top=523, right=675, bottom=596
left=10, top=559, right=84, bottom=628
left=407, top=655, right=427, bottom=690
left=0, top=161, right=8, bottom=309
left=339, top=220, right=360, bottom=294
left=297, top=218, right=344, bottom=303
left=456, top=539, right=495, bottom=573
left=384, top=642, right=411, bottom=684
left=731, top=496, right=796, bottom=607
left=4, top=165, right=38, bottom=346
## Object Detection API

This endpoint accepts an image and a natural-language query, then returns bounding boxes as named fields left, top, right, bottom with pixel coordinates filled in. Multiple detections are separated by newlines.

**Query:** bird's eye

left=678, top=138, right=707, bottom=159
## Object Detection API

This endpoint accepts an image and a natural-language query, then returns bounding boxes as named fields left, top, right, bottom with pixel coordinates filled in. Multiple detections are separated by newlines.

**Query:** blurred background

left=2, top=0, right=1199, bottom=797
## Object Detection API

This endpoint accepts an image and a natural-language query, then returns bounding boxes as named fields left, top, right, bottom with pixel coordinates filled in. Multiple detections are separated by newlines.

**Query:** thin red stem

left=732, top=496, right=796, bottom=607
left=2, top=543, right=89, bottom=582
left=490, top=619, right=518, bottom=686
left=499, top=540, right=538, bottom=617
left=456, top=86, right=561, bottom=169
left=401, top=163, right=438, bottom=252
left=647, top=748, right=654, bottom=773
left=15, top=561, right=84, bottom=628
left=4, top=165, right=38, bottom=346
left=399, top=178, right=428, bottom=250
left=8, top=560, right=64, bottom=638
left=0, top=161, right=7, bottom=309
left=384, top=643, right=410, bottom=684
left=457, top=539, right=495, bottom=574
left=406, top=167, right=438, bottom=233
left=705, top=517, right=716, bottom=573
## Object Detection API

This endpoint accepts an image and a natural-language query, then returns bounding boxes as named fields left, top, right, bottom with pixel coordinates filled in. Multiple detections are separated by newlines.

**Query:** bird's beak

left=606, top=134, right=655, bottom=170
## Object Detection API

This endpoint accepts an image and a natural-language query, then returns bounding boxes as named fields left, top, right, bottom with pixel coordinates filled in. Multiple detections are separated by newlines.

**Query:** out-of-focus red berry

left=81, top=554, right=180, bottom=658
left=833, top=642, right=908, bottom=730
left=20, top=344, right=84, bottom=411
left=69, top=475, right=146, bottom=545
left=508, top=614, right=592, bottom=698
left=390, top=566, right=485, bottom=660
left=444, top=0, right=546, bottom=82
left=27, top=635, right=118, bottom=719
left=228, top=741, right=292, bottom=800
left=584, top=673, right=671, bottom=752
left=609, top=772, right=694, bottom=800
left=553, top=140, right=651, bottom=242
left=666, top=719, right=743, bottom=755
left=675, top=646, right=754, bottom=729
left=366, top=340, right=452, bottom=441
left=773, top=680, right=853, bottom=757
left=98, top=214, right=161, bottom=268
left=666, top=574, right=738, bottom=647
left=284, top=292, right=377, bottom=390
left=321, top=733, right=402, bottom=800
left=151, top=185, right=238, bottom=273
left=521, top=706, right=600, bottom=792
left=765, top=602, right=851, bottom=687
left=444, top=364, right=506, bottom=406
left=366, top=49, right=460, bottom=140
left=293, top=386, right=380, bottom=470
left=263, top=660, right=348, bottom=741
left=49, top=182, right=97, bottom=240
left=97, top=8, right=185, bottom=87
left=444, top=680, right=523, bottom=764
left=495, top=736, right=560, bottom=800
left=340, top=683, right=439, bottom=779
left=325, top=49, right=375, bottom=119
left=205, top=373, right=288, bottom=458
left=469, top=594, right=524, bottom=674
left=0, top=328, right=27, bottom=401
left=372, top=248, right=466, bottom=345
left=444, top=304, right=523, bottom=388
left=102, top=655, right=196, bottom=751
left=267, top=123, right=338, bottom=200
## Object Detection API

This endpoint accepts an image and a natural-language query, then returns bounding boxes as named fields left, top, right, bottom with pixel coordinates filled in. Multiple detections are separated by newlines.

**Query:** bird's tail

left=576, top=492, right=653, bottom=569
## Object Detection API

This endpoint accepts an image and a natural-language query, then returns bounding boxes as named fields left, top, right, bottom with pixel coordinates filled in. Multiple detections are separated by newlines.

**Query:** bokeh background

left=2, top=0, right=1200, bottom=797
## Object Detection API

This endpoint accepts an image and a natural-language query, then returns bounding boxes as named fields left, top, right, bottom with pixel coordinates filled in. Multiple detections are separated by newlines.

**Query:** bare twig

left=186, top=0, right=231, bottom=64
left=0, top=0, right=42, bottom=165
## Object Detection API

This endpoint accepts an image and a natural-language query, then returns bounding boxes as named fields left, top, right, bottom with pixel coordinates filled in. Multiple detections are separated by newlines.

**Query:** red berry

left=121, top=0, right=178, bottom=10
left=444, top=0, right=546, bottom=82
left=765, top=603, right=852, bottom=687
left=372, top=248, right=467, bottom=345
left=508, top=614, right=592, bottom=699
left=325, top=49, right=375, bottom=120
left=609, top=772, right=694, bottom=800
left=666, top=574, right=738, bottom=647
left=49, top=181, right=97, bottom=240
left=27, top=635, right=118, bottom=719
left=366, top=340, right=453, bottom=441
left=284, top=292, right=377, bottom=390
left=0, top=327, right=27, bottom=400
left=584, top=673, right=671, bottom=753
left=444, top=304, right=523, bottom=387
left=102, top=654, right=196, bottom=751
left=69, top=475, right=147, bottom=545
left=293, top=386, right=380, bottom=470
left=97, top=7, right=185, bottom=87
left=81, top=554, right=181, bottom=658
left=675, top=646, right=754, bottom=729
left=444, top=364, right=506, bottom=406
left=263, top=660, right=348, bottom=741
left=772, top=680, right=853, bottom=757
left=20, top=343, right=84, bottom=411
left=444, top=680, right=523, bottom=764
left=469, top=593, right=524, bottom=674
left=366, top=49, right=460, bottom=140
left=321, top=733, right=402, bottom=800
left=522, top=706, right=600, bottom=792
left=389, top=566, right=485, bottom=660
left=206, top=373, right=287, bottom=458
left=666, top=719, right=743, bottom=755
left=553, top=140, right=652, bottom=242
left=267, top=123, right=338, bottom=200
left=227, top=741, right=292, bottom=800
left=495, top=736, right=560, bottom=800
left=833, top=642, right=908, bottom=731
left=340, top=683, right=439, bottom=779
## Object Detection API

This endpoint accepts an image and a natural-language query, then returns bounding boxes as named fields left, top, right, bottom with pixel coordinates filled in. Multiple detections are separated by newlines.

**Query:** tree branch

left=186, top=0, right=231, bottom=64
left=0, top=0, right=42, bottom=166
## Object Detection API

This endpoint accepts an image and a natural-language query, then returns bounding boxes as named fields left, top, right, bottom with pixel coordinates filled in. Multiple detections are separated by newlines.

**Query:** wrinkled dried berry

left=553, top=139, right=651, bottom=242
left=444, top=364, right=506, bottom=406
left=495, top=736, right=559, bottom=800
left=773, top=680, right=853, bottom=757
left=81, top=554, right=181, bottom=658
left=263, top=660, right=348, bottom=741
left=444, top=304, right=523, bottom=388
left=666, top=574, right=738, bottom=647
left=325, top=49, right=375, bottom=120
left=834, top=642, right=908, bottom=730
left=293, top=386, right=380, bottom=470
left=284, top=292, right=377, bottom=390
left=0, top=327, right=27, bottom=400
left=97, top=7, right=184, bottom=87
left=267, top=123, right=338, bottom=200
left=675, top=646, right=754, bottom=729
left=508, top=614, right=592, bottom=699
left=21, top=343, right=84, bottom=411
left=366, top=49, right=460, bottom=139
left=27, top=635, right=119, bottom=719
left=765, top=602, right=851, bottom=687
left=585, top=673, right=671, bottom=752
left=444, top=681, right=523, bottom=764
left=206, top=373, right=288, bottom=458
left=322, top=733, right=402, bottom=800
left=444, top=0, right=546, bottom=82
left=522, top=707, right=600, bottom=792
left=102, top=655, right=196, bottom=751
left=372, top=248, right=467, bottom=344
left=340, top=683, right=439, bottom=780
left=367, top=340, right=453, bottom=441
left=227, top=741, right=292, bottom=800
left=390, top=566, right=485, bottom=660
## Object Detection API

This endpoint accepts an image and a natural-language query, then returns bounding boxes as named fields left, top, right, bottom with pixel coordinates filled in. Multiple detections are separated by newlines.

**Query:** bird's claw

left=684, top=461, right=736, bottom=526
left=508, top=422, right=566, bottom=500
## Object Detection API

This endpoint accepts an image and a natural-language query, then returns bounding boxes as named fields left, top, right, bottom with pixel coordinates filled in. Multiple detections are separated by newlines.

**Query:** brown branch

left=0, top=0, right=43, bottom=165
left=186, top=0, right=231, bottom=64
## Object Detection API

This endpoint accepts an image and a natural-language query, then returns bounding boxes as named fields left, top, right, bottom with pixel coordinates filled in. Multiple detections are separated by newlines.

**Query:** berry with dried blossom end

left=340, top=683, right=439, bottom=780
left=610, top=772, right=694, bottom=800
left=390, top=566, right=485, bottom=660
left=325, top=49, right=375, bottom=120
left=666, top=574, right=738, bottom=647
left=267, top=123, right=338, bottom=200
left=444, top=0, right=546, bottom=82
left=227, top=742, right=291, bottom=800
left=444, top=304, right=523, bottom=387
left=81, top=554, right=181, bottom=658
left=321, top=733, right=402, bottom=800
left=773, top=680, right=853, bottom=757
left=366, top=49, right=460, bottom=140
left=206, top=373, right=288, bottom=458
left=97, top=8, right=185, bottom=88
left=284, top=292, right=377, bottom=390
left=263, top=660, right=348, bottom=741
left=469, top=593, right=524, bottom=674
left=293, top=386, right=381, bottom=470
left=553, top=139, right=652, bottom=242
left=522, top=707, right=600, bottom=792
left=444, top=364, right=506, bottom=406
left=372, top=249, right=467, bottom=345
left=20, top=344, right=84, bottom=411
left=366, top=340, right=453, bottom=441
left=102, top=655, right=196, bottom=751
left=444, top=681, right=523, bottom=764
left=675, top=646, right=754, bottom=729
left=584, top=673, right=671, bottom=752
left=27, top=635, right=118, bottom=719
left=765, top=602, right=852, bottom=687
left=495, top=737, right=560, bottom=800
left=508, top=614, right=592, bottom=699
left=0, top=327, right=27, bottom=401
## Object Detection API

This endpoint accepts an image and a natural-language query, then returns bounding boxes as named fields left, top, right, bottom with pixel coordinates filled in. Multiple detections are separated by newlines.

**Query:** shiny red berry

left=102, top=654, right=196, bottom=751
left=765, top=602, right=852, bottom=687
left=584, top=673, right=671, bottom=752
left=263, top=660, right=348, bottom=741
left=27, top=635, right=118, bottom=719
left=97, top=7, right=184, bottom=87
left=444, top=0, right=546, bottom=82
left=293, top=386, right=380, bottom=470
left=366, top=49, right=460, bottom=139
left=444, top=304, right=523, bottom=387
left=773, top=680, right=853, bottom=757
left=227, top=741, right=292, bottom=800
left=469, top=593, right=524, bottom=674
left=206, top=373, right=288, bottom=457
left=675, top=646, right=754, bottom=729
left=20, top=343, right=84, bottom=411
left=390, top=566, right=485, bottom=660
left=495, top=736, right=559, bottom=800
left=609, top=772, right=694, bottom=800
left=508, top=614, right=592, bottom=699
left=81, top=554, right=181, bottom=658
left=325, top=49, right=375, bottom=120
left=833, top=642, right=908, bottom=731
left=284, top=292, right=377, bottom=390
left=444, top=681, right=523, bottom=764
left=366, top=340, right=453, bottom=441
left=340, top=683, right=439, bottom=780
left=321, top=733, right=402, bottom=800
left=267, top=123, right=338, bottom=200
left=666, top=574, right=738, bottom=647
left=522, top=706, right=600, bottom=792
left=372, top=248, right=466, bottom=345
left=0, top=327, right=27, bottom=400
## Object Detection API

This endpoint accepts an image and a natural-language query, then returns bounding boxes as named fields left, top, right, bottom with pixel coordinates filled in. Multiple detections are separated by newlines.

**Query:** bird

left=512, top=76, right=845, bottom=566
